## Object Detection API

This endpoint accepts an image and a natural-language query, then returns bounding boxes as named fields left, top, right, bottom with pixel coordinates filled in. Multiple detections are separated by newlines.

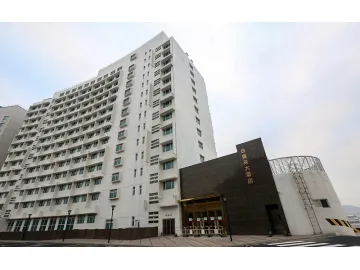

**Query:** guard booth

left=180, top=195, right=226, bottom=237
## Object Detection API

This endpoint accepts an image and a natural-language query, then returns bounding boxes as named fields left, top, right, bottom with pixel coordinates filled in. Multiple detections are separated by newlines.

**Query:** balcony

left=159, top=151, right=176, bottom=163
left=121, top=108, right=130, bottom=117
left=161, top=118, right=173, bottom=130
left=160, top=91, right=174, bottom=104
left=125, top=80, right=133, bottom=88
left=127, top=72, right=134, bottom=80
left=123, top=98, right=131, bottom=106
left=160, top=133, right=173, bottom=145
left=124, top=89, right=132, bottom=97
left=159, top=168, right=178, bottom=182
left=118, top=132, right=126, bottom=141
left=160, top=195, right=178, bottom=208
left=128, top=64, right=136, bottom=72
left=161, top=68, right=172, bottom=81
left=160, top=102, right=175, bottom=116
left=161, top=59, right=173, bottom=71
left=113, top=160, right=123, bottom=167
left=161, top=51, right=172, bottom=64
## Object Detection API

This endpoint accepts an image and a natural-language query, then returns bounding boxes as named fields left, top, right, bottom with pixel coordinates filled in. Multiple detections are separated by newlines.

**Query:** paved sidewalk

left=0, top=234, right=329, bottom=247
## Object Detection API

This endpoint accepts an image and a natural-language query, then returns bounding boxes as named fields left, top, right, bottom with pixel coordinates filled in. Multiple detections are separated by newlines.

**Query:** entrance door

left=162, top=218, right=175, bottom=235
left=265, top=204, right=285, bottom=234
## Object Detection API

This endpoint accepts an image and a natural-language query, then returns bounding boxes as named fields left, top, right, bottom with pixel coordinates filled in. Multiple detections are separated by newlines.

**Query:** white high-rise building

left=0, top=32, right=217, bottom=235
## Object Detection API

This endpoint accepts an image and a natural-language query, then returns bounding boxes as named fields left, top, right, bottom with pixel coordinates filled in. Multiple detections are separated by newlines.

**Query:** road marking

left=268, top=241, right=304, bottom=246
left=323, top=244, right=346, bottom=247
left=297, top=242, right=330, bottom=247
left=276, top=241, right=315, bottom=247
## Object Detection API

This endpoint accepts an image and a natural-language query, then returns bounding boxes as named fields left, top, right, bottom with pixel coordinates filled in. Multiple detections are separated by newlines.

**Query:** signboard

left=204, top=217, right=208, bottom=221
left=240, top=148, right=254, bottom=184
left=210, top=217, right=215, bottom=221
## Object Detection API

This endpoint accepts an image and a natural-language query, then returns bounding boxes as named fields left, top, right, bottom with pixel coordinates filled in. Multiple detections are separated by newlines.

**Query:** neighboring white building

left=0, top=106, right=27, bottom=168
left=270, top=156, right=355, bottom=236
left=0, top=32, right=217, bottom=235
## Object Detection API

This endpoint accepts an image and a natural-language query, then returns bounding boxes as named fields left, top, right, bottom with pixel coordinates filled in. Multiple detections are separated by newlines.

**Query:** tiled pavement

left=0, top=234, right=327, bottom=247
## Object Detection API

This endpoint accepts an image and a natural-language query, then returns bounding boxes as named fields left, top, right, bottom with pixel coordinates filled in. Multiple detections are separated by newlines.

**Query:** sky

left=0, top=23, right=359, bottom=206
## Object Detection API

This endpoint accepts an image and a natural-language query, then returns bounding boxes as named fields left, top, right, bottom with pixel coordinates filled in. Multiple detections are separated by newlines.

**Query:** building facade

left=0, top=32, right=217, bottom=235
left=0, top=106, right=27, bottom=169
left=179, top=138, right=354, bottom=237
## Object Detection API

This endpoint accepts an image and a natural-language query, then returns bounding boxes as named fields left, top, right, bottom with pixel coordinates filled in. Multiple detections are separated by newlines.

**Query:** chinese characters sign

left=240, top=148, right=254, bottom=185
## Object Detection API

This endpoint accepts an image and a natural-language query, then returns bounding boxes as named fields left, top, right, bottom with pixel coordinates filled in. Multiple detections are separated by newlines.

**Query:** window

left=48, top=218, right=57, bottom=231
left=143, top=123, right=146, bottom=130
left=116, top=144, right=123, bottom=152
left=81, top=195, right=87, bottom=202
left=57, top=217, right=66, bottom=231
left=140, top=168, right=143, bottom=176
left=142, top=136, right=145, bottom=144
left=91, top=193, right=99, bottom=201
left=85, top=179, right=90, bottom=186
left=198, top=141, right=203, bottom=149
left=163, top=126, right=173, bottom=136
left=313, top=199, right=330, bottom=208
left=136, top=139, right=139, bottom=145
left=141, top=151, right=144, bottom=159
left=139, top=185, right=142, bottom=195
left=163, top=142, right=173, bottom=152
left=109, top=189, right=117, bottom=199
left=105, top=219, right=113, bottom=229
left=76, top=181, right=83, bottom=188
left=200, top=155, right=205, bottom=162
left=87, top=214, right=96, bottom=223
left=77, top=215, right=85, bottom=224
left=195, top=117, right=200, bottom=125
left=193, top=96, right=198, bottom=103
left=39, top=219, right=48, bottom=231
left=197, top=128, right=202, bottom=136
left=194, top=106, right=199, bottom=114
left=134, top=169, right=137, bottom=177
left=132, top=186, right=135, bottom=195
left=163, top=180, right=174, bottom=190
left=114, top=158, right=122, bottom=166
left=14, top=220, right=23, bottom=232
left=162, top=100, right=172, bottom=108
left=163, top=160, right=174, bottom=170
left=135, top=153, right=138, bottom=160
left=120, top=119, right=127, bottom=127
left=94, top=178, right=102, bottom=185
left=163, top=113, right=172, bottom=121
left=112, top=173, right=120, bottom=182
left=118, top=131, right=125, bottom=139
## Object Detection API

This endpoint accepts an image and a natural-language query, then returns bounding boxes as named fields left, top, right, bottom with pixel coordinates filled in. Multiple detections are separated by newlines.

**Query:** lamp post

left=108, top=205, right=116, bottom=243
left=62, top=210, right=72, bottom=242
left=222, top=196, right=232, bottom=242
left=22, top=213, right=32, bottom=241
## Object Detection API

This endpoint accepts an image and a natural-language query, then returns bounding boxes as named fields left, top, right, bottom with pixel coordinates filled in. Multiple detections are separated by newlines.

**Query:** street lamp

left=22, top=213, right=32, bottom=241
left=62, top=210, right=72, bottom=242
left=107, top=205, right=116, bottom=243
left=222, top=196, right=232, bottom=242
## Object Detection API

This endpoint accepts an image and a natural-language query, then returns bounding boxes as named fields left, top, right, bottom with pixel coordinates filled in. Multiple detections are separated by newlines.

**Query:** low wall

left=0, top=227, right=158, bottom=241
